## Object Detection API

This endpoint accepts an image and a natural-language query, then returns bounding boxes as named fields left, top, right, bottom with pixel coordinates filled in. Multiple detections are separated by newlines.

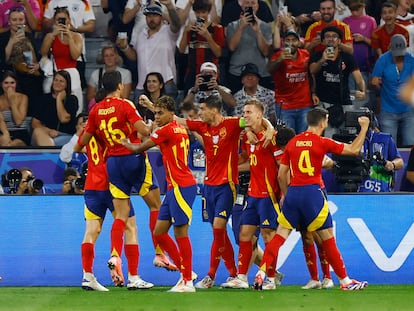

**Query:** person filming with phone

left=183, top=61, right=236, bottom=115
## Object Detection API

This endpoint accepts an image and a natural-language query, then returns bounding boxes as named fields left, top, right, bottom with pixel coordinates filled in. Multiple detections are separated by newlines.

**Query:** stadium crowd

left=0, top=0, right=414, bottom=292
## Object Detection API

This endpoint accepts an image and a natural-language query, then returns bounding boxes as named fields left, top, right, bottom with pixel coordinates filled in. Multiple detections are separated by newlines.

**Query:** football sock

left=176, top=236, right=193, bottom=281
left=265, top=242, right=277, bottom=278
left=303, top=243, right=319, bottom=280
left=323, top=237, right=347, bottom=279
left=208, top=228, right=226, bottom=279
left=259, top=234, right=285, bottom=273
left=81, top=242, right=94, bottom=274
left=154, top=233, right=181, bottom=268
left=149, top=211, right=161, bottom=254
left=238, top=240, right=253, bottom=275
left=317, top=243, right=332, bottom=279
left=110, top=218, right=126, bottom=257
left=124, top=244, right=139, bottom=276
left=223, top=232, right=237, bottom=276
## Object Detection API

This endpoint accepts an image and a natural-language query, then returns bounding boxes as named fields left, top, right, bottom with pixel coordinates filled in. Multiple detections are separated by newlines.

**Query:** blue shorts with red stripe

left=158, top=184, right=197, bottom=226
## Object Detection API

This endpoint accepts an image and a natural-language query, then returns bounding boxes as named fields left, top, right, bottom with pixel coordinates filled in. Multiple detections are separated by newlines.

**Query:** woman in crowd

left=86, top=44, right=132, bottom=110
left=0, top=71, right=31, bottom=146
left=137, top=72, right=166, bottom=121
left=31, top=70, right=78, bottom=147
left=40, top=7, right=83, bottom=114
left=1, top=6, right=43, bottom=99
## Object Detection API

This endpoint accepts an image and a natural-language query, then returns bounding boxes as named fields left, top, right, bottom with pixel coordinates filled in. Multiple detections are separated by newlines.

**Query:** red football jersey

left=241, top=131, right=281, bottom=198
left=186, top=117, right=242, bottom=186
left=86, top=97, right=143, bottom=157
left=371, top=24, right=409, bottom=53
left=304, top=20, right=353, bottom=52
left=150, top=120, right=196, bottom=190
left=281, top=132, right=344, bottom=186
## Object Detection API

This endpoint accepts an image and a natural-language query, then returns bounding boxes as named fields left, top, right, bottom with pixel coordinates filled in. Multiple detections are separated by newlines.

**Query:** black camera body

left=344, top=107, right=374, bottom=129
left=196, top=17, right=205, bottom=28
left=1, top=169, right=43, bottom=194
left=244, top=6, right=256, bottom=24
left=199, top=74, right=212, bottom=91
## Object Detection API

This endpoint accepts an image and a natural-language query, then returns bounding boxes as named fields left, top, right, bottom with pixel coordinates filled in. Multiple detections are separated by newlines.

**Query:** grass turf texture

left=1, top=285, right=413, bottom=311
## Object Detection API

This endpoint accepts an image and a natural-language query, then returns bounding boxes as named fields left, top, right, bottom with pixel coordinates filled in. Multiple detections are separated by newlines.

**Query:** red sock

left=207, top=228, right=226, bottom=279
left=124, top=244, right=139, bottom=276
left=81, top=243, right=94, bottom=273
left=303, top=244, right=319, bottom=280
left=317, top=243, right=331, bottom=279
left=223, top=233, right=237, bottom=277
left=266, top=242, right=277, bottom=278
left=238, top=240, right=252, bottom=275
left=259, top=234, right=285, bottom=272
left=322, top=237, right=347, bottom=279
left=176, top=236, right=192, bottom=281
left=154, top=233, right=181, bottom=268
left=111, top=219, right=126, bottom=257
left=149, top=211, right=158, bottom=249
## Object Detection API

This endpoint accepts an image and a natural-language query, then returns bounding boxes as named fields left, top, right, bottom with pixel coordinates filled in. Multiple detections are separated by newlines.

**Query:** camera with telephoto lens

left=26, top=175, right=44, bottom=191
left=69, top=162, right=88, bottom=191
left=371, top=151, right=387, bottom=166
left=1, top=169, right=22, bottom=194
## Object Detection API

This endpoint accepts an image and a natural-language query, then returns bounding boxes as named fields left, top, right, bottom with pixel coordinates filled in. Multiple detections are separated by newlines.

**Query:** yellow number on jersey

left=298, top=150, right=315, bottom=176
left=99, top=117, right=126, bottom=146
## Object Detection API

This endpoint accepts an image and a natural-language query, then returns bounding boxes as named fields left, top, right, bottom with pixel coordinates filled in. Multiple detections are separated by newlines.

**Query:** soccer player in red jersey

left=304, top=0, right=353, bottom=54
left=122, top=95, right=197, bottom=292
left=221, top=99, right=283, bottom=290
left=78, top=71, right=176, bottom=287
left=253, top=107, right=370, bottom=291
left=175, top=95, right=275, bottom=288
left=77, top=132, right=150, bottom=290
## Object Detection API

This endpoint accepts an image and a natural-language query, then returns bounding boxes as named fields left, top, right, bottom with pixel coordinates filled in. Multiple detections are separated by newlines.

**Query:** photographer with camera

left=183, top=62, right=236, bottom=115
left=61, top=167, right=85, bottom=195
left=1, top=167, right=44, bottom=195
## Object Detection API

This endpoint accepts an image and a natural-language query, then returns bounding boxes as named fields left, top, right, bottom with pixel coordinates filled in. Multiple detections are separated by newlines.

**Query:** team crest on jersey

left=72, top=4, right=80, bottom=13
left=212, top=135, right=219, bottom=144
left=219, top=127, right=227, bottom=138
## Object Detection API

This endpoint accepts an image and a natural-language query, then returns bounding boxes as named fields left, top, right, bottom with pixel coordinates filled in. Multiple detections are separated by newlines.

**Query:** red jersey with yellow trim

left=86, top=97, right=143, bottom=157
left=150, top=120, right=196, bottom=190
left=186, top=117, right=242, bottom=186
left=304, top=20, right=353, bottom=52
left=241, top=131, right=282, bottom=198
left=78, top=131, right=109, bottom=191
left=281, top=131, right=344, bottom=186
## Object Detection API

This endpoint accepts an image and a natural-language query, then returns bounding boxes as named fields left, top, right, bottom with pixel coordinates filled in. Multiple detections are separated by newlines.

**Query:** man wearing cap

left=183, top=61, right=236, bottom=115
left=371, top=2, right=409, bottom=57
left=122, top=0, right=181, bottom=102
left=233, top=63, right=275, bottom=125
left=304, top=0, right=353, bottom=54
left=268, top=30, right=314, bottom=134
left=371, top=34, right=414, bottom=147
left=310, top=26, right=366, bottom=138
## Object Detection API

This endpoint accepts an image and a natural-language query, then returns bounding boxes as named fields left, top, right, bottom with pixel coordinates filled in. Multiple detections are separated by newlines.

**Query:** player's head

left=276, top=127, right=296, bottom=149
left=102, top=71, right=122, bottom=93
left=154, top=95, right=175, bottom=126
left=243, top=98, right=264, bottom=127
left=307, top=107, right=329, bottom=127
left=199, top=95, right=222, bottom=124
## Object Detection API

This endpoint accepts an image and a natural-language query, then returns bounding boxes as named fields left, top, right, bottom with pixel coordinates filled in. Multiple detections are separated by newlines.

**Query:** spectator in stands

left=86, top=44, right=132, bottom=110
left=221, top=0, right=274, bottom=28
left=178, top=0, right=225, bottom=93
left=43, top=0, right=96, bottom=91
left=61, top=167, right=84, bottom=195
left=226, top=0, right=273, bottom=93
left=0, top=71, right=31, bottom=146
left=0, top=0, right=40, bottom=32
left=233, top=63, right=276, bottom=125
left=371, top=2, right=409, bottom=57
left=40, top=7, right=84, bottom=114
left=137, top=72, right=166, bottom=121
left=183, top=61, right=236, bottom=115
left=343, top=0, right=377, bottom=110
left=281, top=0, right=321, bottom=36
left=0, top=7, right=44, bottom=98
left=304, top=0, right=353, bottom=54
left=273, top=12, right=304, bottom=50
left=102, top=0, right=134, bottom=38
left=121, top=0, right=181, bottom=103
left=400, top=146, right=414, bottom=191
left=387, top=0, right=414, bottom=55
left=31, top=70, right=78, bottom=146
left=268, top=30, right=313, bottom=134
left=310, top=26, right=366, bottom=138
left=371, top=34, right=414, bottom=147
